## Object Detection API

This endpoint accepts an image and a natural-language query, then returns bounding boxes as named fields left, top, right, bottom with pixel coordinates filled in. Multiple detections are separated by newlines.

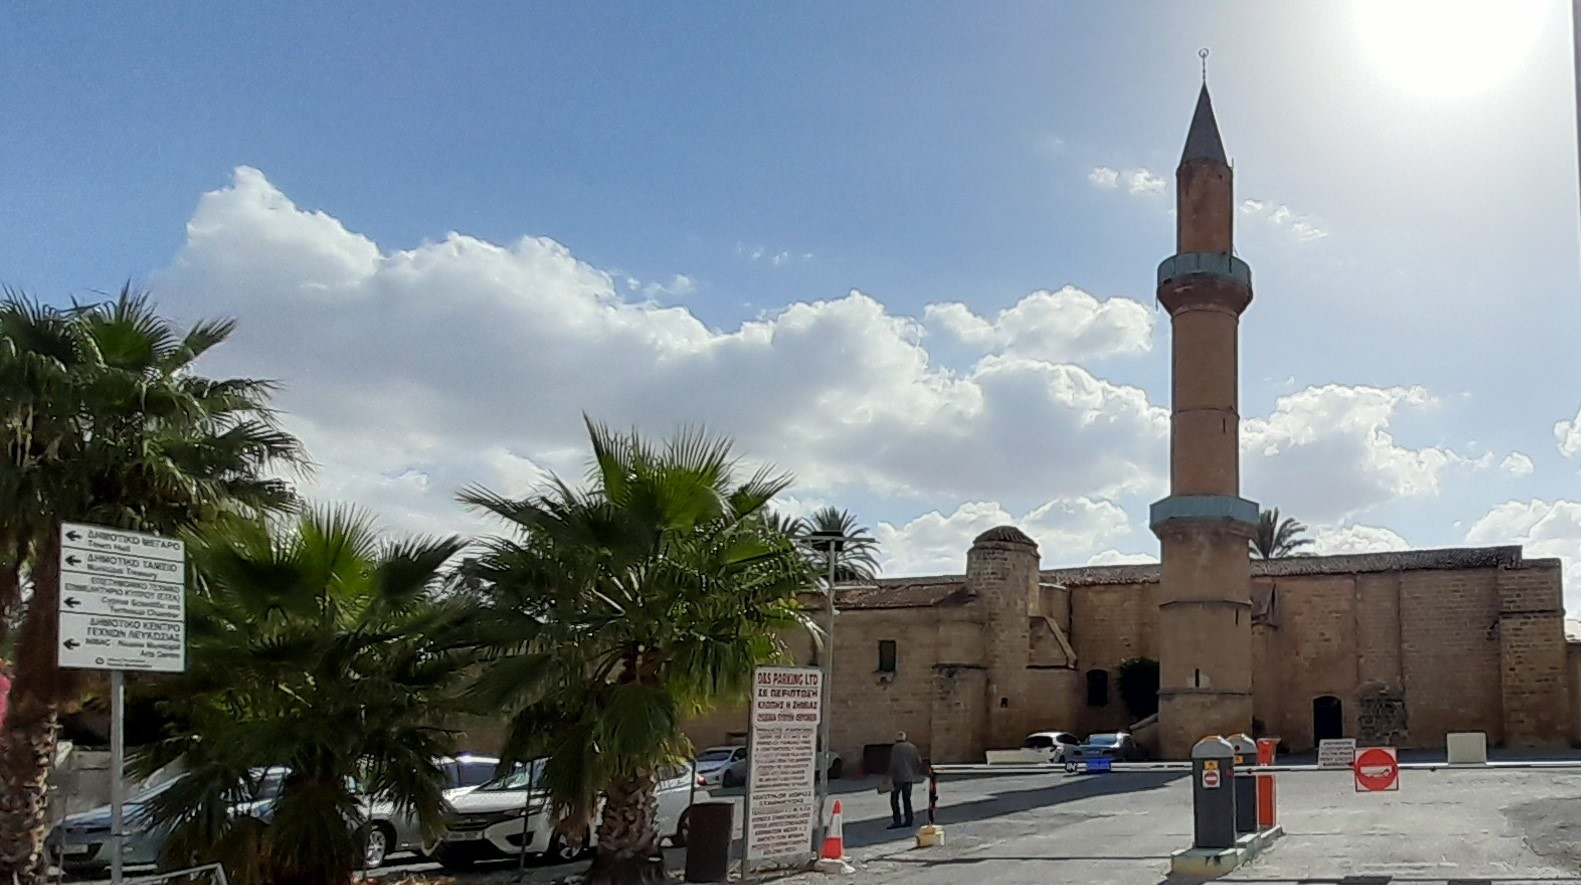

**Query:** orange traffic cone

left=820, top=799, right=847, bottom=860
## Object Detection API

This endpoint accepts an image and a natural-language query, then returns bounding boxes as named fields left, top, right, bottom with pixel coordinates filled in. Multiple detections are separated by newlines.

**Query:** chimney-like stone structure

left=968, top=525, right=1038, bottom=750
left=1149, top=82, right=1261, bottom=759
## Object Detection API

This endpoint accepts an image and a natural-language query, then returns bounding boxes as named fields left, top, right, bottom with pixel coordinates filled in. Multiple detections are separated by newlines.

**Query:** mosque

left=685, top=78, right=1575, bottom=764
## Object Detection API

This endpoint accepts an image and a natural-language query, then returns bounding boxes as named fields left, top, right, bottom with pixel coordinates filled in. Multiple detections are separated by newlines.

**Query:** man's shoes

left=904, top=820, right=914, bottom=828
left=886, top=821, right=905, bottom=829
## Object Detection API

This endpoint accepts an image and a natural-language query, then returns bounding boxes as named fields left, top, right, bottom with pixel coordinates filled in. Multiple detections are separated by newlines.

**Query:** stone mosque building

left=684, top=82, right=1577, bottom=763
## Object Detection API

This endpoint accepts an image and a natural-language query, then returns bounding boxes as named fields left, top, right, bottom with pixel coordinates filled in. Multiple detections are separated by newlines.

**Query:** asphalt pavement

left=56, top=753, right=1581, bottom=884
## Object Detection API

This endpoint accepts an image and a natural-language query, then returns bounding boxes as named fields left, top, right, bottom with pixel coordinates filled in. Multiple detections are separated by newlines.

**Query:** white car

left=364, top=753, right=502, bottom=865
left=429, top=759, right=707, bottom=870
left=694, top=745, right=748, bottom=788
left=1021, top=730, right=1081, bottom=763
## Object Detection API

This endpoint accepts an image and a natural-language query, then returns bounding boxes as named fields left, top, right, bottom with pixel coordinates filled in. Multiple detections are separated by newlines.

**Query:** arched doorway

left=1312, top=695, right=1344, bottom=743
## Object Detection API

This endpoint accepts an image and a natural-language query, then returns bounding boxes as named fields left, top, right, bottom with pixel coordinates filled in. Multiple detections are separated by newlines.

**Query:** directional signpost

left=58, top=523, right=187, bottom=885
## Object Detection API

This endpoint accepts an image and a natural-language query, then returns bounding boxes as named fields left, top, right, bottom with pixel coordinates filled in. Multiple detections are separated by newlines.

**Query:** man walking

left=886, top=731, right=923, bottom=829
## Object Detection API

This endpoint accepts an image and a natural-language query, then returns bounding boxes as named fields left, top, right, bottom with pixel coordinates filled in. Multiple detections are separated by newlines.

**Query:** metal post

left=109, top=669, right=125, bottom=885
left=815, top=545, right=836, bottom=845
left=927, top=768, right=937, bottom=826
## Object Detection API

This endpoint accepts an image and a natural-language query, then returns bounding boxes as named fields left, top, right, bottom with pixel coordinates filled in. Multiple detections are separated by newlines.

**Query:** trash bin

left=683, top=801, right=734, bottom=883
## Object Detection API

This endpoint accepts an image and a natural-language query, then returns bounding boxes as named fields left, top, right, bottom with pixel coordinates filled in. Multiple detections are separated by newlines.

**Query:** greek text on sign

left=61, top=524, right=184, bottom=562
left=751, top=667, right=823, bottom=728
left=59, top=522, right=186, bottom=673
left=58, top=612, right=185, bottom=672
left=1317, top=738, right=1357, bottom=769
left=61, top=573, right=183, bottom=621
left=745, top=666, right=822, bottom=862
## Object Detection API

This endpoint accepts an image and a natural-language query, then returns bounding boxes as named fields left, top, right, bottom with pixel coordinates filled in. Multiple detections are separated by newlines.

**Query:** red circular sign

left=1353, top=747, right=1399, bottom=792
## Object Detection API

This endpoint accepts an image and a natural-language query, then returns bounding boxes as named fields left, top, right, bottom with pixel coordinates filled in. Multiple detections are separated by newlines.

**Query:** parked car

left=696, top=745, right=842, bottom=787
left=46, top=766, right=292, bottom=876
left=429, top=759, right=707, bottom=870
left=1021, top=730, right=1081, bottom=763
left=369, top=752, right=502, bottom=864
left=695, top=745, right=749, bottom=787
left=1070, top=731, right=1149, bottom=763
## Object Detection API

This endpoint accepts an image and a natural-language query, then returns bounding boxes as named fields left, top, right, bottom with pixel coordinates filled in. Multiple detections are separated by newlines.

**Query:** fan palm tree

left=133, top=507, right=475, bottom=885
left=459, top=418, right=815, bottom=884
left=0, top=286, right=305, bottom=882
left=1252, top=508, right=1314, bottom=559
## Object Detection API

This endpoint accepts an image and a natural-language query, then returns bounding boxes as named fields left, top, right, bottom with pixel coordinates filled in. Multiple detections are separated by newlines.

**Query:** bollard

left=1226, top=734, right=1258, bottom=835
left=1254, top=737, right=1278, bottom=829
left=1190, top=736, right=1237, bottom=850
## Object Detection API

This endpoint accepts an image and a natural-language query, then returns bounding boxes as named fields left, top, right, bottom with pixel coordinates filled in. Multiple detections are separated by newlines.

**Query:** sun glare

left=1353, top=0, right=1552, bottom=97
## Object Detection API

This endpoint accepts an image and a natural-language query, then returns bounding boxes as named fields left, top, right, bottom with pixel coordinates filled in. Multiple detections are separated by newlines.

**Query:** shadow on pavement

left=843, top=771, right=1187, bottom=850
left=1153, top=878, right=1581, bottom=884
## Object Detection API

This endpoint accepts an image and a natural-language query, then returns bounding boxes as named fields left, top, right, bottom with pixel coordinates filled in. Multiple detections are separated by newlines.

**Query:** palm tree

left=1252, top=507, right=1314, bottom=559
left=460, top=418, right=815, bottom=884
left=0, top=286, right=305, bottom=881
left=787, top=506, right=881, bottom=584
left=133, top=507, right=475, bottom=885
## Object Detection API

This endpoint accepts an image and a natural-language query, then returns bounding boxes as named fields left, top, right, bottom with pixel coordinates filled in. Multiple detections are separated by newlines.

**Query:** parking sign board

left=58, top=523, right=186, bottom=673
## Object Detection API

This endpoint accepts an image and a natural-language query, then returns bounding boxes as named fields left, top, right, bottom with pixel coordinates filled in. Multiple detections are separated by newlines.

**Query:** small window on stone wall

left=1086, top=668, right=1110, bottom=707
left=877, top=640, right=897, bottom=673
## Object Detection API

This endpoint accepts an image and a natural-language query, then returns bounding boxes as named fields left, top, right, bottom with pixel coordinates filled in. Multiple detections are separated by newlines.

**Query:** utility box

left=1190, top=736, right=1236, bottom=850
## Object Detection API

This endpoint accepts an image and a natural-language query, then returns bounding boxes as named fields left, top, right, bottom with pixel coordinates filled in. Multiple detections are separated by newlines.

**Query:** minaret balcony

left=1149, top=493, right=1260, bottom=536
left=1157, top=252, right=1252, bottom=289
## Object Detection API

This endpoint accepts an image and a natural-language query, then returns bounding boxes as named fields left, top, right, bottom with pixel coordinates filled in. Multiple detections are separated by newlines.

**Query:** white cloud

left=1239, top=199, right=1328, bottom=241
left=1554, top=406, right=1581, bottom=458
left=1088, top=166, right=1120, bottom=189
left=1085, top=549, right=1155, bottom=566
left=875, top=497, right=1133, bottom=575
left=642, top=273, right=696, bottom=299
left=923, top=285, right=1154, bottom=362
left=1243, top=384, right=1464, bottom=522
left=1127, top=169, right=1165, bottom=195
left=1466, top=499, right=1581, bottom=610
left=1088, top=165, right=1165, bottom=197
left=152, top=168, right=1173, bottom=529
left=1501, top=452, right=1535, bottom=477
left=1304, top=522, right=1411, bottom=556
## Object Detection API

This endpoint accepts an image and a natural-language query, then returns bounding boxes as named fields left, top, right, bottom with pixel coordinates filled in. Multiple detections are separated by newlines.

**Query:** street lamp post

left=804, top=528, right=873, bottom=848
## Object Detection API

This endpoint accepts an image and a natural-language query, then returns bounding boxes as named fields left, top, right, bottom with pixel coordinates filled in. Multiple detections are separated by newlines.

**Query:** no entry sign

left=1353, top=746, right=1399, bottom=792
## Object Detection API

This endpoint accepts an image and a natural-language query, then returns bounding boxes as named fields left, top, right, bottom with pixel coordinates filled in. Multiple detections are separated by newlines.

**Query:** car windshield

left=697, top=749, right=735, bottom=763
left=475, top=759, right=546, bottom=792
left=1085, top=734, right=1121, bottom=745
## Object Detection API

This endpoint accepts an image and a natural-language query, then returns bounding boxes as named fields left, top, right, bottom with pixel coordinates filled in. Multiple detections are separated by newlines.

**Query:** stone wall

left=1497, top=560, right=1571, bottom=746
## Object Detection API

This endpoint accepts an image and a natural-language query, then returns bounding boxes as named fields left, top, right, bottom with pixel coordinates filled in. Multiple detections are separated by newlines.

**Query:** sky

left=5, top=2, right=1581, bottom=607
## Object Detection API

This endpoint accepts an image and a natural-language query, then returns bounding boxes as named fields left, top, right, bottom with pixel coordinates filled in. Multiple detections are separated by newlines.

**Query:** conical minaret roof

left=1180, top=83, right=1227, bottom=165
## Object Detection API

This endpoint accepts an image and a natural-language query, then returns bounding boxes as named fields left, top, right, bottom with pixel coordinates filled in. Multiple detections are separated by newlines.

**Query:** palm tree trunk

left=584, top=772, right=665, bottom=885
left=0, top=530, right=75, bottom=885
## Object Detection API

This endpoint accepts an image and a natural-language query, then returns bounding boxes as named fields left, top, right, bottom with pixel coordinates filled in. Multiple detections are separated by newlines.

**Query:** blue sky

left=6, top=2, right=1581, bottom=606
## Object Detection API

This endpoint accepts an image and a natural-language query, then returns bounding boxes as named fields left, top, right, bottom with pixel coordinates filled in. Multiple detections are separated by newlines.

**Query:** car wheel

left=545, top=828, right=593, bottom=864
left=827, top=758, right=843, bottom=780
left=673, top=808, right=692, bottom=848
left=360, top=823, right=392, bottom=869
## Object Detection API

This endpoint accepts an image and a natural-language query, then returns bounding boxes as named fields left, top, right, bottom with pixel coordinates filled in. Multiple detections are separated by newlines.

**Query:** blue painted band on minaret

left=1157, top=252, right=1252, bottom=289
left=1149, top=494, right=1259, bottom=533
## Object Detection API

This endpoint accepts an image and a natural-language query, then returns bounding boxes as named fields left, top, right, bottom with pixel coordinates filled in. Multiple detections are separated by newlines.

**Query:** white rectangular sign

left=59, top=523, right=186, bottom=673
left=745, top=667, right=822, bottom=863
left=58, top=611, right=185, bottom=672
left=61, top=524, right=185, bottom=562
left=1317, top=738, right=1357, bottom=769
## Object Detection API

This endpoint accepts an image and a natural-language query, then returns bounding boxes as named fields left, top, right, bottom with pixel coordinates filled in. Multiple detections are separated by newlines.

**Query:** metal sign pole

left=109, top=668, right=125, bottom=885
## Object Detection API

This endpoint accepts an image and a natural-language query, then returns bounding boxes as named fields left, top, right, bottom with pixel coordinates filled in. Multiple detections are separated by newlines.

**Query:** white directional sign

left=59, top=523, right=186, bottom=673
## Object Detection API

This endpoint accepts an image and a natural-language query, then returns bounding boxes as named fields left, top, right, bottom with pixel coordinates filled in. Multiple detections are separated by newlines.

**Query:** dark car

left=1071, top=732, right=1148, bottom=763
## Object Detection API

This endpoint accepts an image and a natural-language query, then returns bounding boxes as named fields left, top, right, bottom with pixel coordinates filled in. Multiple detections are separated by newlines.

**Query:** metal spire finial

left=1199, top=48, right=1209, bottom=84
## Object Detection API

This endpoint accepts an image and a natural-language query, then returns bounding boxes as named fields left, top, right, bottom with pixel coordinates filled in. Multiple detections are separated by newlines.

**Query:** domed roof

left=972, top=525, right=1035, bottom=546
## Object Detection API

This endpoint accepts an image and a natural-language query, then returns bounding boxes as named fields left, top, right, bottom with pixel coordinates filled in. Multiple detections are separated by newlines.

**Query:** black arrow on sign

left=64, top=555, right=81, bottom=567
left=63, top=639, right=80, bottom=650
left=63, top=597, right=80, bottom=608
left=65, top=530, right=81, bottom=542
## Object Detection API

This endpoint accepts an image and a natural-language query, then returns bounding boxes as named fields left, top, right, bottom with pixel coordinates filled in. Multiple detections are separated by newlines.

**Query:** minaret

left=1148, top=69, right=1260, bottom=759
